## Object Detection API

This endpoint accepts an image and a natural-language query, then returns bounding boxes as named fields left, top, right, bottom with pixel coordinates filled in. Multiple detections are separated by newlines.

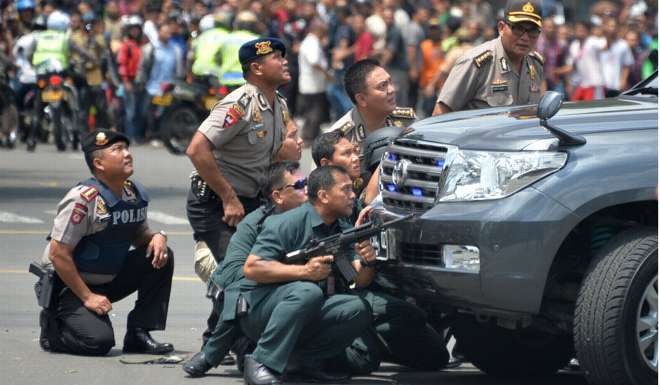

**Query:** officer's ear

left=497, top=20, right=507, bottom=35
left=319, top=157, right=331, bottom=167
left=249, top=60, right=264, bottom=77
left=354, top=92, right=368, bottom=108
left=271, top=189, right=284, bottom=206
left=316, top=188, right=330, bottom=204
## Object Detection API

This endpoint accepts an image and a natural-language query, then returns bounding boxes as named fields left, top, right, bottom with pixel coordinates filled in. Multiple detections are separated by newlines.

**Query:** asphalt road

left=0, top=144, right=588, bottom=385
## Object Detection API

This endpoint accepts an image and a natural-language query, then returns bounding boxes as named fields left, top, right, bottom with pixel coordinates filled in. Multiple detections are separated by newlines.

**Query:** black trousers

left=186, top=190, right=262, bottom=344
left=43, top=247, right=174, bottom=356
left=298, top=92, right=328, bottom=142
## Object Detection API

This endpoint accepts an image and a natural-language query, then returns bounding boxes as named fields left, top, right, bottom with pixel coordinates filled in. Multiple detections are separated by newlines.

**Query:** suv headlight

left=436, top=149, right=567, bottom=202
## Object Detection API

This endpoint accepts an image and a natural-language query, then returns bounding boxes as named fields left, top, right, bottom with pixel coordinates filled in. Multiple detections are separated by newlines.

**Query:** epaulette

left=473, top=50, right=494, bottom=68
left=528, top=51, right=544, bottom=65
left=390, top=107, right=416, bottom=120
left=80, top=185, right=99, bottom=202
left=336, top=120, right=355, bottom=135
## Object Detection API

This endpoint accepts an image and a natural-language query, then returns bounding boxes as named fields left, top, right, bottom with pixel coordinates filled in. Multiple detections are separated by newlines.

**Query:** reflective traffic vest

left=32, top=30, right=69, bottom=68
left=219, top=30, right=259, bottom=86
left=191, top=27, right=228, bottom=78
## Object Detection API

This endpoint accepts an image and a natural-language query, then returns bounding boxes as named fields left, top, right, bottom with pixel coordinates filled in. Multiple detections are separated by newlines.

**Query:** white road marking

left=148, top=211, right=189, bottom=225
left=0, top=211, right=44, bottom=224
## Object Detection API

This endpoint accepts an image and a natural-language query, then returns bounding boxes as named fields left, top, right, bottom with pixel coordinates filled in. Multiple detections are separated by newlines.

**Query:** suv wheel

left=452, top=316, right=573, bottom=376
left=574, top=227, right=658, bottom=385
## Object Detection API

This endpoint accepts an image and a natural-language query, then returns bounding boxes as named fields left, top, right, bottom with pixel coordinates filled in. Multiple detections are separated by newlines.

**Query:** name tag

left=492, top=85, right=509, bottom=93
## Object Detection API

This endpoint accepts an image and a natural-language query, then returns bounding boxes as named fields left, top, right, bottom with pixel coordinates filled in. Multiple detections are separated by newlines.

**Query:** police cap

left=82, top=130, right=130, bottom=168
left=239, top=38, right=286, bottom=66
left=362, top=126, right=403, bottom=173
left=505, top=0, right=542, bottom=28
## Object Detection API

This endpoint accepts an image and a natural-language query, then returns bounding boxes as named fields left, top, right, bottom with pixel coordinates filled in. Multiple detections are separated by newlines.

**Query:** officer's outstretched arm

left=48, top=240, right=112, bottom=315
left=432, top=101, right=453, bottom=116
left=243, top=254, right=332, bottom=284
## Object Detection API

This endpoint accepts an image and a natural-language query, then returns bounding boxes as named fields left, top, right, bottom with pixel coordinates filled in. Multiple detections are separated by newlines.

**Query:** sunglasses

left=277, top=178, right=307, bottom=191
left=506, top=22, right=541, bottom=38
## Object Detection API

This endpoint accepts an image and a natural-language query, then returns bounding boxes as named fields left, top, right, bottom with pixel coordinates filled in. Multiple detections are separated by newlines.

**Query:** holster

left=29, top=262, right=55, bottom=309
left=206, top=280, right=224, bottom=303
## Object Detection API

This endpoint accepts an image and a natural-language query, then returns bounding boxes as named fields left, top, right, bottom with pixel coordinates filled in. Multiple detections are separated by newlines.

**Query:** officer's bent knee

left=287, top=282, right=324, bottom=306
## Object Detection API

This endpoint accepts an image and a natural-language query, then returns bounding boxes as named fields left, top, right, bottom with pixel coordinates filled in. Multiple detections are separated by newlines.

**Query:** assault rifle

left=285, top=214, right=414, bottom=289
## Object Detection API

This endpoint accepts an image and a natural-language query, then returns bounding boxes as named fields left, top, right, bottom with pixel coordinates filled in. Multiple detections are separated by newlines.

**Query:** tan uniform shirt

left=329, top=106, right=417, bottom=161
left=42, top=181, right=150, bottom=285
left=437, top=37, right=544, bottom=111
left=198, top=83, right=288, bottom=198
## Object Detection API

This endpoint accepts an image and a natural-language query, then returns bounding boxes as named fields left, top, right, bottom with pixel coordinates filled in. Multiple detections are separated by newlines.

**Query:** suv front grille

left=380, top=139, right=451, bottom=212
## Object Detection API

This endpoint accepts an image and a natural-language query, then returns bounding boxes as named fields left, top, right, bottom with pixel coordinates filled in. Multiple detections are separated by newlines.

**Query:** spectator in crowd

left=381, top=6, right=409, bottom=106
left=405, top=6, right=430, bottom=110
left=298, top=18, right=331, bottom=145
left=539, top=18, right=571, bottom=93
left=600, top=16, right=634, bottom=96
left=418, top=20, right=445, bottom=117
left=117, top=15, right=144, bottom=141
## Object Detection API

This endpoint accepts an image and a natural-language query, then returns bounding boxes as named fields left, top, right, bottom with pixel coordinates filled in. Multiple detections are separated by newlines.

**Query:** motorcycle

left=31, top=59, right=78, bottom=151
left=0, top=63, right=19, bottom=149
left=154, top=75, right=234, bottom=155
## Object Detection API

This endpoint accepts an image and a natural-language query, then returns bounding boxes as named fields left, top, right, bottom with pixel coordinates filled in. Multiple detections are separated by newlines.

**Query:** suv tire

left=453, top=316, right=573, bottom=377
left=574, top=227, right=658, bottom=385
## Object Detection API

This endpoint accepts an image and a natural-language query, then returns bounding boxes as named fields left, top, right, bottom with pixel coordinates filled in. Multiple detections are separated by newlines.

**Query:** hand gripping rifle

left=284, top=214, right=413, bottom=289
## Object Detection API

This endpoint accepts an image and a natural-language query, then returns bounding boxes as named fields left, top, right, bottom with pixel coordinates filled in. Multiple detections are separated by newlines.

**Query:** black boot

left=122, top=328, right=174, bottom=355
left=243, top=354, right=282, bottom=385
left=183, top=351, right=212, bottom=377
left=39, top=310, right=51, bottom=351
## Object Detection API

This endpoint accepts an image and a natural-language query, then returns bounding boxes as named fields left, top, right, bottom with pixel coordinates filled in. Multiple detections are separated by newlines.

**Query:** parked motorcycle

left=30, top=59, right=78, bottom=151
left=155, top=75, right=234, bottom=155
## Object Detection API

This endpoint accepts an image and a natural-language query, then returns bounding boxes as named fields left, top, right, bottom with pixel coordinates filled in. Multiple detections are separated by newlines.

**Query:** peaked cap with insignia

left=239, top=38, right=287, bottom=66
left=505, top=0, right=542, bottom=28
left=82, top=130, right=130, bottom=170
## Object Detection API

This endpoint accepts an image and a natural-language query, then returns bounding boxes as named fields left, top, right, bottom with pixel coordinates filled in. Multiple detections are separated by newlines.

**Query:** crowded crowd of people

left=0, top=0, right=657, bottom=145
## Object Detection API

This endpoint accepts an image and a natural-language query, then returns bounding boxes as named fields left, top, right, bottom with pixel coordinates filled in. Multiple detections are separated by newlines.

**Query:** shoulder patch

left=80, top=186, right=99, bottom=202
left=528, top=51, right=544, bottom=65
left=473, top=51, right=494, bottom=68
left=390, top=107, right=417, bottom=120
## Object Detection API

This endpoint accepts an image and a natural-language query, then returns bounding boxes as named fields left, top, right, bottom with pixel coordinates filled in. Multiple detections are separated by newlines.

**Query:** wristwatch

left=360, top=257, right=377, bottom=268
left=156, top=230, right=168, bottom=241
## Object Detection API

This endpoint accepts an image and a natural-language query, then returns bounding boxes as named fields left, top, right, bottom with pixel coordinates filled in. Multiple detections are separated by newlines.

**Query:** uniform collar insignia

left=353, top=177, right=364, bottom=192
left=500, top=57, right=510, bottom=73
left=257, top=94, right=270, bottom=111
left=356, top=124, right=366, bottom=140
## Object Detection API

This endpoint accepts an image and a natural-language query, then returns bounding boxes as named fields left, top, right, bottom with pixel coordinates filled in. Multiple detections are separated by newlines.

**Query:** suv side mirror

left=537, top=91, right=563, bottom=120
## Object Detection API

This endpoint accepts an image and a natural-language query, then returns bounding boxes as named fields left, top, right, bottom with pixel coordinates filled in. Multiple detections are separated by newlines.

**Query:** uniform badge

left=353, top=177, right=364, bottom=192
left=255, top=41, right=273, bottom=55
left=492, top=79, right=509, bottom=93
left=223, top=104, right=245, bottom=128
left=95, top=132, right=108, bottom=146
left=523, top=2, right=535, bottom=13
left=282, top=109, right=290, bottom=125
left=70, top=203, right=87, bottom=224
left=256, top=129, right=268, bottom=138
left=252, top=108, right=262, bottom=124
left=95, top=197, right=108, bottom=216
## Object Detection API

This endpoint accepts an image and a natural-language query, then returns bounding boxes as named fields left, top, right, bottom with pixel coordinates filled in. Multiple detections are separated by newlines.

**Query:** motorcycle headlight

left=436, top=149, right=567, bottom=202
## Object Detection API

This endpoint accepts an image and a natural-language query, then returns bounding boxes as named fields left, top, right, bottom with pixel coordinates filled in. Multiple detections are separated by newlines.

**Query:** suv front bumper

left=373, top=186, right=579, bottom=316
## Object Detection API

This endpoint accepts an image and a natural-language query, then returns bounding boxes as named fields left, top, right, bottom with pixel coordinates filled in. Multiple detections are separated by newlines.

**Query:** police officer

left=186, top=37, right=292, bottom=344
left=432, top=0, right=544, bottom=115
left=37, top=130, right=174, bottom=356
left=217, top=11, right=260, bottom=89
left=183, top=161, right=307, bottom=377
left=311, top=132, right=450, bottom=373
left=190, top=11, right=231, bottom=80
left=240, top=166, right=375, bottom=385
left=330, top=58, right=416, bottom=155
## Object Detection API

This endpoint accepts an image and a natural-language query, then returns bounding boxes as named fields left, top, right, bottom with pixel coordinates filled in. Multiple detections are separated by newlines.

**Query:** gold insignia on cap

left=255, top=41, right=273, bottom=55
left=523, top=2, right=535, bottom=13
left=95, top=132, right=108, bottom=146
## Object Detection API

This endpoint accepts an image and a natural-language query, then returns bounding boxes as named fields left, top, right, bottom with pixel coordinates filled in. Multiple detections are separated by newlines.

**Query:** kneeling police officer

left=34, top=130, right=175, bottom=356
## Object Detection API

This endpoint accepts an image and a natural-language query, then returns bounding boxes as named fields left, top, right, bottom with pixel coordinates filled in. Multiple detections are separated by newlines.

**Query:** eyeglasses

left=277, top=178, right=307, bottom=191
left=506, top=22, right=541, bottom=38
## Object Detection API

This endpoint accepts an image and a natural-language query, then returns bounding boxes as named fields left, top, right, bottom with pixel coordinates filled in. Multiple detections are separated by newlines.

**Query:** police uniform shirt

left=42, top=182, right=150, bottom=285
left=437, top=36, right=544, bottom=112
left=329, top=106, right=416, bottom=161
left=198, top=83, right=288, bottom=198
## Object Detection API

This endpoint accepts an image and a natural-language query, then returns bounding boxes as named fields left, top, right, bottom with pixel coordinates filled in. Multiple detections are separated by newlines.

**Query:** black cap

left=239, top=38, right=286, bottom=66
left=505, top=0, right=542, bottom=28
left=82, top=130, right=130, bottom=168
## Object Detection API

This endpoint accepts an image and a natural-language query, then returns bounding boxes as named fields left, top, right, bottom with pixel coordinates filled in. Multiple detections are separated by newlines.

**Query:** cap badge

left=523, top=2, right=535, bottom=13
left=255, top=41, right=273, bottom=55
left=95, top=132, right=108, bottom=146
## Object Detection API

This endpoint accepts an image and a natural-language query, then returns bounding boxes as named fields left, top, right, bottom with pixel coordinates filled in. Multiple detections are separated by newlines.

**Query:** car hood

left=404, top=96, right=658, bottom=151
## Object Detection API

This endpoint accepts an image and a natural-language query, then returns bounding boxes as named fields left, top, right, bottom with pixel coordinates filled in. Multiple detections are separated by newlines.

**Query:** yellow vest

left=32, top=30, right=69, bottom=68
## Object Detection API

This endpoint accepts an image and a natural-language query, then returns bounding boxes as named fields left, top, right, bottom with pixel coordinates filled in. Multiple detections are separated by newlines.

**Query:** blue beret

left=239, top=38, right=287, bottom=66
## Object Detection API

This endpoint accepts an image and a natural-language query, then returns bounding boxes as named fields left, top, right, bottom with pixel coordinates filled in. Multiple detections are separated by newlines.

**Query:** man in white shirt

left=298, top=18, right=331, bottom=144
